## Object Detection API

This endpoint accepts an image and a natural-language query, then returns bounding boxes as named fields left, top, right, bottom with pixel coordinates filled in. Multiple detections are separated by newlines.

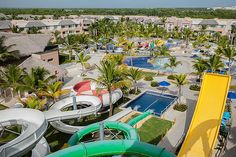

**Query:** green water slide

left=47, top=140, right=176, bottom=157
left=127, top=111, right=152, bottom=126
left=47, top=112, right=176, bottom=157
left=68, top=121, right=139, bottom=146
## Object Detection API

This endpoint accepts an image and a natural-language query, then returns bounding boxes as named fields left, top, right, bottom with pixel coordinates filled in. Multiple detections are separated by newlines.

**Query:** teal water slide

left=127, top=111, right=152, bottom=126
left=47, top=140, right=175, bottom=157
left=68, top=121, right=139, bottom=146
left=47, top=112, right=176, bottom=157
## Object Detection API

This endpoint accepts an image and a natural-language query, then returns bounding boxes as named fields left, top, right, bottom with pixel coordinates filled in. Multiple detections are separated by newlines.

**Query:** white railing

left=0, top=120, right=48, bottom=157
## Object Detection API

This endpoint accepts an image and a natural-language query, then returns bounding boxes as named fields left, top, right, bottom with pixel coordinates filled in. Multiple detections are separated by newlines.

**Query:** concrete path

left=223, top=99, right=236, bottom=157
left=137, top=75, right=198, bottom=153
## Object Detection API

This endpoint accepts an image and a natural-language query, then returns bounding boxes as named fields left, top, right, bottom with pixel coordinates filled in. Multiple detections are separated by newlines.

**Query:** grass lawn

left=137, top=117, right=173, bottom=145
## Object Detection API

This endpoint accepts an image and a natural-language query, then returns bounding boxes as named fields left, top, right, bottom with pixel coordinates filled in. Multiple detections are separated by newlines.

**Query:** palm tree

left=217, top=46, right=236, bottom=74
left=20, top=96, right=47, bottom=110
left=38, top=81, right=70, bottom=103
left=204, top=54, right=224, bottom=73
left=212, top=32, right=221, bottom=42
left=76, top=34, right=90, bottom=49
left=88, top=61, right=126, bottom=116
left=200, top=25, right=208, bottom=35
left=172, top=74, right=188, bottom=104
left=10, top=25, right=23, bottom=33
left=125, top=68, right=143, bottom=94
left=52, top=30, right=63, bottom=44
left=154, top=45, right=170, bottom=57
left=61, top=35, right=79, bottom=61
left=18, top=67, right=56, bottom=94
left=27, top=27, right=41, bottom=34
left=75, top=52, right=91, bottom=76
left=182, top=28, right=192, bottom=47
left=123, top=41, right=136, bottom=67
left=0, top=65, right=24, bottom=98
left=160, top=17, right=167, bottom=30
left=0, top=36, right=19, bottom=62
left=192, top=60, right=207, bottom=84
left=164, top=57, right=182, bottom=74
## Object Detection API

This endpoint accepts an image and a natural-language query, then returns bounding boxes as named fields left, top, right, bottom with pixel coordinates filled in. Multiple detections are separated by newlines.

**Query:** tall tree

left=204, top=54, right=224, bottom=73
left=125, top=68, right=143, bottom=94
left=0, top=65, right=24, bottom=98
left=172, top=74, right=188, bottom=104
left=75, top=52, right=91, bottom=76
left=164, top=57, right=182, bottom=74
left=218, top=46, right=236, bottom=74
left=38, top=81, right=70, bottom=103
left=88, top=61, right=126, bottom=116
left=10, top=25, right=23, bottom=33
left=192, top=59, right=207, bottom=84
left=52, top=30, right=64, bottom=44
left=18, top=67, right=56, bottom=94
left=123, top=41, right=136, bottom=67
left=182, top=28, right=192, bottom=47
left=61, top=35, right=79, bottom=61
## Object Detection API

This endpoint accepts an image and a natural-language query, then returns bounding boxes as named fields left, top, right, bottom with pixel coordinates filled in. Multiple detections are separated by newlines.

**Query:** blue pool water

left=124, top=56, right=171, bottom=71
left=125, top=91, right=177, bottom=116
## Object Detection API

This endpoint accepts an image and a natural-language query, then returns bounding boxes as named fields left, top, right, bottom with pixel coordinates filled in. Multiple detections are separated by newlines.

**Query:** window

left=61, top=26, right=65, bottom=28
left=48, top=58, right=53, bottom=62
left=54, top=26, right=57, bottom=29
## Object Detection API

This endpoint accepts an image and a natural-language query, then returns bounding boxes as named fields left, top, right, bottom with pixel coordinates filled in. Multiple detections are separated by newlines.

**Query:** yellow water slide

left=178, top=73, right=231, bottom=157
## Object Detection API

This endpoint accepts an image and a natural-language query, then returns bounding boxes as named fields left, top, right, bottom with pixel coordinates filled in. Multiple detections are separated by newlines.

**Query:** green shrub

left=144, top=76, right=154, bottom=81
left=189, top=84, right=200, bottom=91
left=150, top=81, right=159, bottom=87
left=129, top=89, right=141, bottom=95
left=173, top=104, right=188, bottom=112
left=167, top=75, right=175, bottom=80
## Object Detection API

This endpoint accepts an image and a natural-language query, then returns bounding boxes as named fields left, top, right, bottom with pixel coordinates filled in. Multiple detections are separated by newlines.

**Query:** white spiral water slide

left=0, top=89, right=132, bottom=157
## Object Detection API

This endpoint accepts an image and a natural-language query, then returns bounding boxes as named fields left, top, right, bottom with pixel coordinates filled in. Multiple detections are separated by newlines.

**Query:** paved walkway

left=137, top=75, right=198, bottom=153
left=223, top=99, right=236, bottom=157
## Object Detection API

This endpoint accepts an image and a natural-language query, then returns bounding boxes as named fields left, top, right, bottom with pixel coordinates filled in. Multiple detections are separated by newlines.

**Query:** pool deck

left=139, top=75, right=198, bottom=153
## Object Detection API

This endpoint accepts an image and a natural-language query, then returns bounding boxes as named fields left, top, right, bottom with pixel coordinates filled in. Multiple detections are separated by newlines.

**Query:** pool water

left=125, top=91, right=177, bottom=116
left=124, top=56, right=172, bottom=71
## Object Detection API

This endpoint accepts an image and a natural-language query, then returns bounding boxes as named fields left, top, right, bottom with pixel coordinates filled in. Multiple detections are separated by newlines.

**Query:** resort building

left=0, top=32, right=65, bottom=77
left=19, top=56, right=67, bottom=80
left=1, top=15, right=236, bottom=37
left=10, top=18, right=93, bottom=37
left=0, top=20, right=12, bottom=32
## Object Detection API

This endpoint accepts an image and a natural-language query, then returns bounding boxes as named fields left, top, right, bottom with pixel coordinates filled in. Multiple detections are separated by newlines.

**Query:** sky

left=0, top=0, right=236, bottom=8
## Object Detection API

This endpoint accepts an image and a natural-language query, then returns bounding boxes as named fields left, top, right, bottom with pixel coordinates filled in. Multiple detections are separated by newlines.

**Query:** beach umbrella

left=158, top=81, right=170, bottom=94
left=159, top=81, right=171, bottom=87
left=228, top=91, right=236, bottom=99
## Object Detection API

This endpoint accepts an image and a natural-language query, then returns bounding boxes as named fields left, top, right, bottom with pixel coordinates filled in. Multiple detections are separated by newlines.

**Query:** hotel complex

left=0, top=15, right=236, bottom=37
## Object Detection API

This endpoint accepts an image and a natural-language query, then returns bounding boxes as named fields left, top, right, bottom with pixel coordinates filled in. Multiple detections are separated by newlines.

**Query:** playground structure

left=0, top=73, right=232, bottom=157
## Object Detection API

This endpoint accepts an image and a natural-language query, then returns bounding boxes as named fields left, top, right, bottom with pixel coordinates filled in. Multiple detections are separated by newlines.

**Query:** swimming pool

left=124, top=91, right=177, bottom=116
left=124, top=56, right=171, bottom=71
